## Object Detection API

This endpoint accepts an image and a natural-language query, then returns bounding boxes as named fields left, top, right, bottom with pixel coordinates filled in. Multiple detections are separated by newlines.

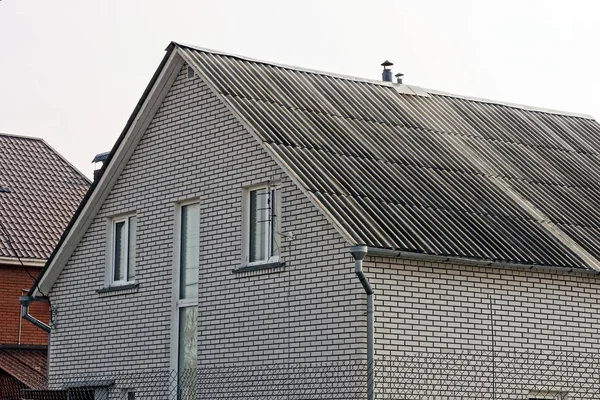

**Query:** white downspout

left=350, top=245, right=374, bottom=400
left=20, top=295, right=51, bottom=333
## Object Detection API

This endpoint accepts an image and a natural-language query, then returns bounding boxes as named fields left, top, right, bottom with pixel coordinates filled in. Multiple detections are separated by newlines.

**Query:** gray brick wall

left=48, top=63, right=365, bottom=380
left=366, top=256, right=600, bottom=398
left=365, top=256, right=600, bottom=355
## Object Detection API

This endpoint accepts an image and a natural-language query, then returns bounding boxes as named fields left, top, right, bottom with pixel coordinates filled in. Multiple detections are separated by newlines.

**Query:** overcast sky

left=1, top=0, right=598, bottom=177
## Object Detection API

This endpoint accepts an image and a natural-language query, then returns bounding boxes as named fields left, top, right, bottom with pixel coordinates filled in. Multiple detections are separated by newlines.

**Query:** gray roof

left=0, top=133, right=90, bottom=260
left=179, top=44, right=600, bottom=271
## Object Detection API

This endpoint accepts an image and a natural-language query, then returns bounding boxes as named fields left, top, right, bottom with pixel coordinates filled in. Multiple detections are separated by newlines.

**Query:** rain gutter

left=366, top=247, right=600, bottom=276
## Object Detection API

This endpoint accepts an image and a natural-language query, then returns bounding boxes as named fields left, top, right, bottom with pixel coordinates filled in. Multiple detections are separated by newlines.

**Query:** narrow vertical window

left=113, top=220, right=126, bottom=281
left=175, top=202, right=199, bottom=399
left=110, top=215, right=136, bottom=285
left=244, top=185, right=280, bottom=265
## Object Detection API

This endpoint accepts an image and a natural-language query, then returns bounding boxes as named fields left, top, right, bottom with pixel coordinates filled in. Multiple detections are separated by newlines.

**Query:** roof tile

left=0, top=134, right=90, bottom=260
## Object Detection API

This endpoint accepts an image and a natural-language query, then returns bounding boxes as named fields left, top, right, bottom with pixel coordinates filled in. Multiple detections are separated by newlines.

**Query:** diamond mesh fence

left=1, top=350, right=599, bottom=399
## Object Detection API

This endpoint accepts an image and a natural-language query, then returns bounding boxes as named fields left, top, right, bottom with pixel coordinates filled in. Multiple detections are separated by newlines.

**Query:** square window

left=108, top=214, right=136, bottom=285
left=243, top=185, right=280, bottom=265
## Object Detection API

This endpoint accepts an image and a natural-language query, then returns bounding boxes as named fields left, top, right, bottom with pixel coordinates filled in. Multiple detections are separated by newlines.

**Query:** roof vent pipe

left=395, top=73, right=404, bottom=84
left=381, top=60, right=393, bottom=82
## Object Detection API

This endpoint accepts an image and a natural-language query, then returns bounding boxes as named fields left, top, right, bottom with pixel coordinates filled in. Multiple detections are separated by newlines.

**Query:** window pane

left=128, top=216, right=137, bottom=281
left=178, top=306, right=197, bottom=398
left=180, top=204, right=200, bottom=300
left=113, top=221, right=126, bottom=281
left=271, top=189, right=279, bottom=258
left=249, top=188, right=268, bottom=262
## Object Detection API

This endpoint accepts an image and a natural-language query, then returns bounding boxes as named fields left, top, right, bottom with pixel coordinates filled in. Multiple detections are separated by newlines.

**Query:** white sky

left=1, top=0, right=599, bottom=178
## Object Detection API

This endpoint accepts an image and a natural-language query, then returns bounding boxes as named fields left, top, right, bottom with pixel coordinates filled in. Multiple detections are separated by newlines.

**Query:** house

left=0, top=133, right=89, bottom=399
left=25, top=43, right=600, bottom=399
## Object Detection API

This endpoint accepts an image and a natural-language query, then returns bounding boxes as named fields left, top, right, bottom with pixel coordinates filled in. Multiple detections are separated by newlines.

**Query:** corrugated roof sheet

left=179, top=44, right=600, bottom=271
left=0, top=133, right=90, bottom=260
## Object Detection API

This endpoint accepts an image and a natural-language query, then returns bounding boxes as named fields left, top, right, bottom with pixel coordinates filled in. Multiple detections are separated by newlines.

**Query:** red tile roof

left=0, top=347, right=47, bottom=389
left=0, top=133, right=90, bottom=261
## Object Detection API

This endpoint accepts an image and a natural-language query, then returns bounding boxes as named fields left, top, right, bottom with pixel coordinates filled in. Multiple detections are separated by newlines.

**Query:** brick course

left=0, top=264, right=49, bottom=345
left=366, top=256, right=600, bottom=355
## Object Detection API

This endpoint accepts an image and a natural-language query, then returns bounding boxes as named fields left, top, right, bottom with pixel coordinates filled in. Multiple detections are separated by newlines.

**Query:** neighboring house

left=0, top=133, right=90, bottom=398
left=27, top=43, right=600, bottom=399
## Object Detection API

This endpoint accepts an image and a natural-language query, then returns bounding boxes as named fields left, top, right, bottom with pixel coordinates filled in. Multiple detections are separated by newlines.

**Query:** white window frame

left=241, top=183, right=281, bottom=266
left=105, top=213, right=136, bottom=287
left=170, top=200, right=200, bottom=377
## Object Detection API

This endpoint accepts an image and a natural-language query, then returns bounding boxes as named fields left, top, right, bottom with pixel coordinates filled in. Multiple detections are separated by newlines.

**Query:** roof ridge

left=0, top=131, right=92, bottom=186
left=174, top=42, right=596, bottom=121
left=0, top=132, right=45, bottom=141
left=427, top=89, right=595, bottom=120
left=173, top=42, right=394, bottom=87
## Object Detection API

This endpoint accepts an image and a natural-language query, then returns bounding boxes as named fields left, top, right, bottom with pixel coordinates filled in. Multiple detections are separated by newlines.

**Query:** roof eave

left=0, top=256, right=46, bottom=268
left=365, top=247, right=600, bottom=276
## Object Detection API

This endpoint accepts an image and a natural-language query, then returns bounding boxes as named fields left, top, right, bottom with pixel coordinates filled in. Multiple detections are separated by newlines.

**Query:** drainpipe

left=350, top=245, right=374, bottom=400
left=20, top=295, right=51, bottom=333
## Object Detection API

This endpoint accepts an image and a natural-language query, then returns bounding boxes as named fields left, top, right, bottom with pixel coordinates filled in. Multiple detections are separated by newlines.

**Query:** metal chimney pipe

left=395, top=73, right=404, bottom=84
left=381, top=60, right=393, bottom=82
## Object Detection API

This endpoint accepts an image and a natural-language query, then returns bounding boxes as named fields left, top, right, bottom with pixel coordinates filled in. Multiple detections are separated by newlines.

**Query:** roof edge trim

left=366, top=247, right=600, bottom=276
left=0, top=132, right=45, bottom=141
left=31, top=49, right=185, bottom=297
left=176, top=45, right=357, bottom=247
left=0, top=256, right=46, bottom=268
left=173, top=42, right=399, bottom=87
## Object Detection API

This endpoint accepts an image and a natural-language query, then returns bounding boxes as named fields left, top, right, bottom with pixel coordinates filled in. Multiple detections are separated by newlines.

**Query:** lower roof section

left=0, top=345, right=47, bottom=389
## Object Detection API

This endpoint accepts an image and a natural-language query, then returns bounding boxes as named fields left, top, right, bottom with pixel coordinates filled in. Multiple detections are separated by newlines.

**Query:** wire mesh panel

left=2, top=351, right=600, bottom=399
left=196, top=361, right=367, bottom=399
left=375, top=350, right=600, bottom=399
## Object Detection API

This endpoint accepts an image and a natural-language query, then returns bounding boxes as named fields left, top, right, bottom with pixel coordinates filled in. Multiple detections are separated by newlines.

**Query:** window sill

left=96, top=283, right=138, bottom=296
left=233, top=261, right=285, bottom=274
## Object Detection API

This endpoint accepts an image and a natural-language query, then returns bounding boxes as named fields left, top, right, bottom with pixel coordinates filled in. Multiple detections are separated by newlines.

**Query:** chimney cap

left=395, top=73, right=404, bottom=78
left=92, top=151, right=110, bottom=163
left=381, top=60, right=394, bottom=68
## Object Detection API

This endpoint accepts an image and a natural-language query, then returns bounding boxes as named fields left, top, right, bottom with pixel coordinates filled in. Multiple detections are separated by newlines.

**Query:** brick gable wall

left=48, top=64, right=365, bottom=378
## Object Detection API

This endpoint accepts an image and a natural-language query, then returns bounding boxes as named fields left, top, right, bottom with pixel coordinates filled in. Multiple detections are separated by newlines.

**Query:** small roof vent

left=395, top=73, right=404, bottom=84
left=381, top=60, right=393, bottom=82
left=92, top=151, right=110, bottom=182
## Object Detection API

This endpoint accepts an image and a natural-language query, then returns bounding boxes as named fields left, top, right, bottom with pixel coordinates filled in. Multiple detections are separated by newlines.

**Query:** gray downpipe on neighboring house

left=20, top=295, right=51, bottom=333
left=350, top=245, right=374, bottom=400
